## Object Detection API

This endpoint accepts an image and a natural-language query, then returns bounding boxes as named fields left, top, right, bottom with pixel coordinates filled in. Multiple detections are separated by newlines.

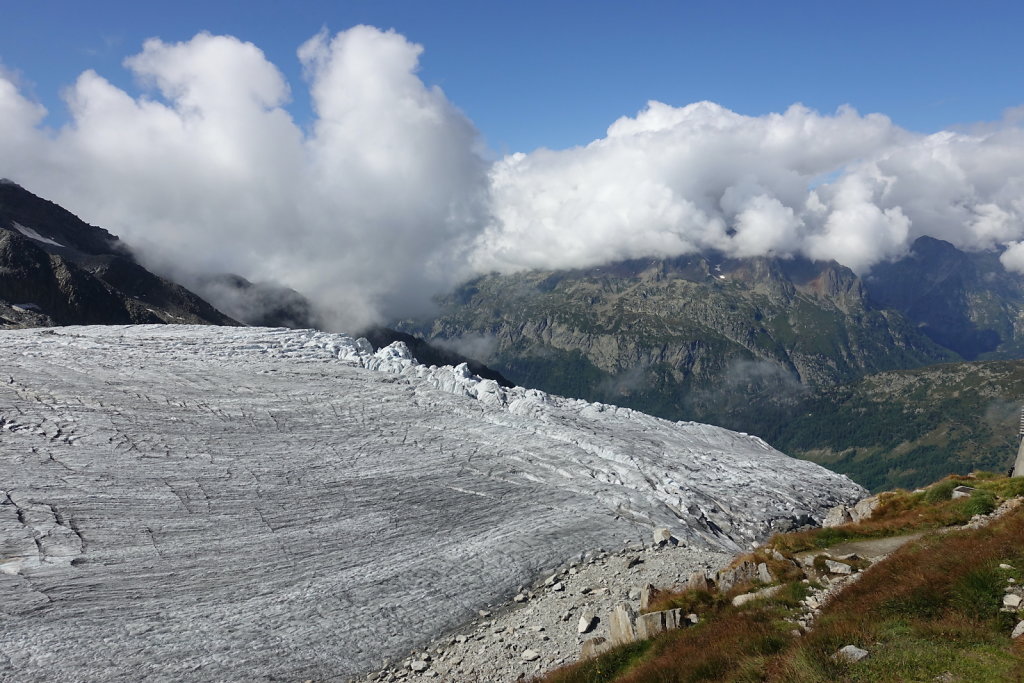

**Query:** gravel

left=364, top=543, right=732, bottom=682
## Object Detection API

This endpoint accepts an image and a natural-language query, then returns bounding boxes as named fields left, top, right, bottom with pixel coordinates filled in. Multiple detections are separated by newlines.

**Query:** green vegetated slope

left=760, top=360, right=1024, bottom=492
left=542, top=475, right=1024, bottom=683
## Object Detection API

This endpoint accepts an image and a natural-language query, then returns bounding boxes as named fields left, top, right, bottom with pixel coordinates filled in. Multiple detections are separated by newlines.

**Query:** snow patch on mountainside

left=11, top=221, right=66, bottom=248
left=0, top=325, right=864, bottom=680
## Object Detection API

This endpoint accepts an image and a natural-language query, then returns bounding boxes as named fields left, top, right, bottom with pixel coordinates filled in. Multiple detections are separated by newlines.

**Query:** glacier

left=0, top=325, right=864, bottom=680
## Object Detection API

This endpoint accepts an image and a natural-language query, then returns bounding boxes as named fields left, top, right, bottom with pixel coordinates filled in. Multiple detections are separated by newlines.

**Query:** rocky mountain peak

left=865, top=237, right=1024, bottom=360
left=0, top=183, right=237, bottom=328
left=0, top=182, right=122, bottom=257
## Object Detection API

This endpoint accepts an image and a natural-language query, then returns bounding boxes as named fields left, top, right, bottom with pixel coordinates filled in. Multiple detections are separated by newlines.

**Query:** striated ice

left=0, top=325, right=865, bottom=680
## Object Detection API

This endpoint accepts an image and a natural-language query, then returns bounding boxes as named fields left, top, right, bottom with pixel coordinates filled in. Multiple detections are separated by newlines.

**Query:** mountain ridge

left=0, top=181, right=237, bottom=328
left=397, top=251, right=958, bottom=428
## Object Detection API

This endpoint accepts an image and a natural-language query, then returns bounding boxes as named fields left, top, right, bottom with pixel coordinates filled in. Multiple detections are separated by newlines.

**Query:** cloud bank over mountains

left=2, top=26, right=1024, bottom=329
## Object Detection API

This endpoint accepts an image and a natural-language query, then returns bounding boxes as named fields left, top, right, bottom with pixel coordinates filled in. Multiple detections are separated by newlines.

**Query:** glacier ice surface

left=0, top=325, right=865, bottom=680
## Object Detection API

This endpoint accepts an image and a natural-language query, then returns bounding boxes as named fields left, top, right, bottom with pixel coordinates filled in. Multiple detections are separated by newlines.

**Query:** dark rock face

left=0, top=181, right=236, bottom=328
left=0, top=231, right=137, bottom=325
left=0, top=179, right=121, bottom=256
left=194, top=274, right=322, bottom=329
left=864, top=236, right=1024, bottom=360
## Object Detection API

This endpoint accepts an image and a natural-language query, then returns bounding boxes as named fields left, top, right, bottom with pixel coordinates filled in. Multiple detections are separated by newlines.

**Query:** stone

left=1012, top=621, right=1024, bottom=639
left=634, top=608, right=686, bottom=640
left=951, top=485, right=976, bottom=500
left=1003, top=594, right=1022, bottom=609
left=580, top=637, right=611, bottom=660
left=731, top=585, right=782, bottom=607
left=577, top=612, right=598, bottom=634
left=850, top=495, right=881, bottom=522
left=551, top=582, right=564, bottom=592
left=834, top=645, right=869, bottom=663
left=409, top=660, right=429, bottom=673
left=716, top=560, right=759, bottom=591
left=652, top=527, right=678, bottom=546
left=513, top=593, right=528, bottom=603
left=685, top=570, right=711, bottom=592
left=824, top=559, right=854, bottom=575
left=756, top=562, right=773, bottom=584
left=543, top=574, right=559, bottom=587
left=626, top=556, right=642, bottom=569
left=608, top=602, right=637, bottom=646
left=1000, top=563, right=1014, bottom=570
left=685, top=613, right=699, bottom=625
left=822, top=504, right=852, bottom=528
left=639, top=583, right=659, bottom=610
left=454, top=635, right=467, bottom=644
left=521, top=649, right=540, bottom=662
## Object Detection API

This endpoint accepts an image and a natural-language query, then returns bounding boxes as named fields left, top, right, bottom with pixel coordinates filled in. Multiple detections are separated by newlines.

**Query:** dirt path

left=824, top=531, right=928, bottom=559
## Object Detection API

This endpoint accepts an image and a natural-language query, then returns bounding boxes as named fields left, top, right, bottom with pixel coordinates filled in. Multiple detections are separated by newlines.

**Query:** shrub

left=983, top=476, right=1024, bottom=500
left=543, top=639, right=652, bottom=683
left=951, top=566, right=1003, bottom=621
left=923, top=479, right=958, bottom=504
left=961, top=490, right=997, bottom=518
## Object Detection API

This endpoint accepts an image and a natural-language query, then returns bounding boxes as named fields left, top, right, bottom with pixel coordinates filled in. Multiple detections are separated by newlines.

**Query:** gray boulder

left=580, top=637, right=611, bottom=659
left=822, top=505, right=852, bottom=528
left=608, top=603, right=637, bottom=646
left=577, top=612, right=599, bottom=634
left=834, top=645, right=869, bottom=663
left=634, top=608, right=687, bottom=640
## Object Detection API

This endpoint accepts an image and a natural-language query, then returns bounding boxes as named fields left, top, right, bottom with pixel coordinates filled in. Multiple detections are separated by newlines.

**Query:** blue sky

left=3, top=0, right=1022, bottom=153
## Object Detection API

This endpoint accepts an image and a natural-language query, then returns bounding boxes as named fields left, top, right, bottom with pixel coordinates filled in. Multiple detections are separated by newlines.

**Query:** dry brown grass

left=616, top=610, right=790, bottom=683
left=537, top=476, right=1024, bottom=683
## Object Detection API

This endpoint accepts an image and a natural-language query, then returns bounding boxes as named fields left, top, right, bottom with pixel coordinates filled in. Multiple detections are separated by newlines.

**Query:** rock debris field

left=366, top=542, right=732, bottom=682
left=0, top=326, right=864, bottom=681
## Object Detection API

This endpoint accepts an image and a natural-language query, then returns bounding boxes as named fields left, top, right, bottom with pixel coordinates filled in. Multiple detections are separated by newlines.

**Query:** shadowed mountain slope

left=0, top=180, right=236, bottom=327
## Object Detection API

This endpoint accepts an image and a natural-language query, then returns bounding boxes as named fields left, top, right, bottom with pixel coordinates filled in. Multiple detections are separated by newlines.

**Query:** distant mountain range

left=397, top=242, right=1024, bottom=489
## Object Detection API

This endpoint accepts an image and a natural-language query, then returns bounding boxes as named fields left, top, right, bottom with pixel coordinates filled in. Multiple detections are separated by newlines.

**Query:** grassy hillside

left=755, top=360, right=1024, bottom=492
left=541, top=475, right=1024, bottom=682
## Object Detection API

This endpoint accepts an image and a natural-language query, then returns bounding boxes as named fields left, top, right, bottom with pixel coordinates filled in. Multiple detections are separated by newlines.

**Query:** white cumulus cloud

left=472, top=101, right=1024, bottom=275
left=2, top=29, right=1024, bottom=331
left=0, top=27, right=488, bottom=331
